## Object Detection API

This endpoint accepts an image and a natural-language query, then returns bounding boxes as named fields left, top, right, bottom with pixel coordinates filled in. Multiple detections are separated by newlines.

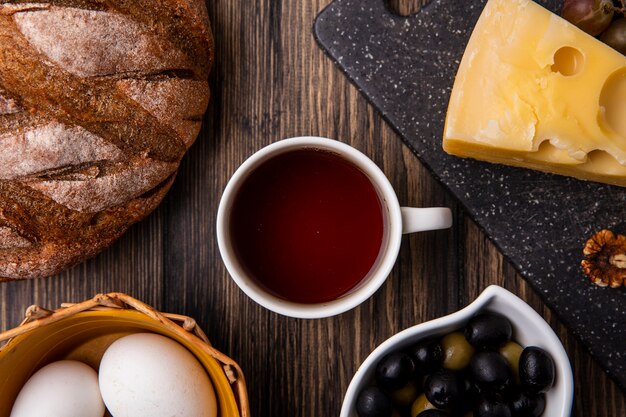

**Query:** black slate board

left=314, top=0, right=626, bottom=389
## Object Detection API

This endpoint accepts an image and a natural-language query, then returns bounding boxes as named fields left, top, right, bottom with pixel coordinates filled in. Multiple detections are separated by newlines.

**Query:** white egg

left=10, top=360, right=105, bottom=417
left=99, top=333, right=218, bottom=417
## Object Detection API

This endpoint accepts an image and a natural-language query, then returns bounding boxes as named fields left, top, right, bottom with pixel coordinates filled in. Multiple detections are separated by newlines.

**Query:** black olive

left=465, top=313, right=513, bottom=349
left=424, top=369, right=464, bottom=409
left=519, top=347, right=555, bottom=394
left=510, top=391, right=546, bottom=417
left=417, top=410, right=449, bottom=417
left=475, top=397, right=512, bottom=417
left=458, top=375, right=481, bottom=410
left=357, top=386, right=393, bottom=417
left=487, top=375, right=522, bottom=403
left=470, top=351, right=512, bottom=392
left=376, top=352, right=416, bottom=391
left=409, top=340, right=444, bottom=374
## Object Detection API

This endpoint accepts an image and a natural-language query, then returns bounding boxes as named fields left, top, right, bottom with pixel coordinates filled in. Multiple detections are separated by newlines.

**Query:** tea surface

left=230, top=149, right=384, bottom=303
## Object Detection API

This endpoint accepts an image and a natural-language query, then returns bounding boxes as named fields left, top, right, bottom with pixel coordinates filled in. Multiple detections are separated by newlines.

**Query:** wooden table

left=1, top=1, right=625, bottom=416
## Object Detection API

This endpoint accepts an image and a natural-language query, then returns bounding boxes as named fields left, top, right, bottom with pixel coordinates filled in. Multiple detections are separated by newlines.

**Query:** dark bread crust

left=0, top=1, right=212, bottom=279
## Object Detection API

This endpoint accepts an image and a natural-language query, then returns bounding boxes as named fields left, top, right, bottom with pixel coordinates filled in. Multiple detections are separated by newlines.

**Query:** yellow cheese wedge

left=443, top=0, right=626, bottom=187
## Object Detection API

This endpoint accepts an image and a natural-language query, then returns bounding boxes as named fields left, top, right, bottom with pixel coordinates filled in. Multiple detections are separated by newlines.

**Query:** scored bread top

left=0, top=1, right=213, bottom=279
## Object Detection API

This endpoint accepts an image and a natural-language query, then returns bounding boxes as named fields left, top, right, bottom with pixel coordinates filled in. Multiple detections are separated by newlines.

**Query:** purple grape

left=601, top=18, right=626, bottom=55
left=562, top=0, right=615, bottom=36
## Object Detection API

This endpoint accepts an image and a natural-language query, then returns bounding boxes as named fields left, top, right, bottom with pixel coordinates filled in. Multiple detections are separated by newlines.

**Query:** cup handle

left=401, top=207, right=453, bottom=234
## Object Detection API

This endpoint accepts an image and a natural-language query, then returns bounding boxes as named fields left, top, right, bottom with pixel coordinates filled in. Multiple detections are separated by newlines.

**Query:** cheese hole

left=551, top=47, right=584, bottom=76
left=599, top=68, right=626, bottom=138
left=536, top=139, right=561, bottom=156
left=535, top=139, right=583, bottom=163
left=583, top=150, right=626, bottom=176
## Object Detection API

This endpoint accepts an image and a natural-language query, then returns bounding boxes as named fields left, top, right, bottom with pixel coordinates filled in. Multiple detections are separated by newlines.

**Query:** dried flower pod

left=581, top=230, right=626, bottom=288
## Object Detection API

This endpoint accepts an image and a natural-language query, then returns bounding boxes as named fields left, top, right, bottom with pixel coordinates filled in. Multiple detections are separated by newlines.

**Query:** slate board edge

left=312, top=1, right=626, bottom=393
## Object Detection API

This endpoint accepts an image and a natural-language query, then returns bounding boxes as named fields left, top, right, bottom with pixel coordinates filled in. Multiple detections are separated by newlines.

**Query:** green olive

left=410, top=393, right=436, bottom=417
left=499, top=341, right=523, bottom=383
left=391, top=381, right=419, bottom=408
left=441, top=332, right=475, bottom=371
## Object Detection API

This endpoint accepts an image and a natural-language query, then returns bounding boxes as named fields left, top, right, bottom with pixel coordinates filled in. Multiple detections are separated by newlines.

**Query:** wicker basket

left=0, top=293, right=249, bottom=417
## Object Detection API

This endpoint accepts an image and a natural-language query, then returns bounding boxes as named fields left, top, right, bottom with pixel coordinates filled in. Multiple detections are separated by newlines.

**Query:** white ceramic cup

left=216, top=136, right=452, bottom=318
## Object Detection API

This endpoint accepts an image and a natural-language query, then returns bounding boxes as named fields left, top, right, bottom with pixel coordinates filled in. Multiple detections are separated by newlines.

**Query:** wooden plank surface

left=1, top=1, right=625, bottom=416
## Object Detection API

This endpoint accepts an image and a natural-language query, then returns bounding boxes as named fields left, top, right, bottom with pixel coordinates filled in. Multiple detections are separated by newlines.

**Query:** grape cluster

left=562, top=0, right=626, bottom=54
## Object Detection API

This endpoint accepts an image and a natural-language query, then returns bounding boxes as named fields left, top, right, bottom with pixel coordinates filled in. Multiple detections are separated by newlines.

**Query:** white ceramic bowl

left=341, top=285, right=574, bottom=417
